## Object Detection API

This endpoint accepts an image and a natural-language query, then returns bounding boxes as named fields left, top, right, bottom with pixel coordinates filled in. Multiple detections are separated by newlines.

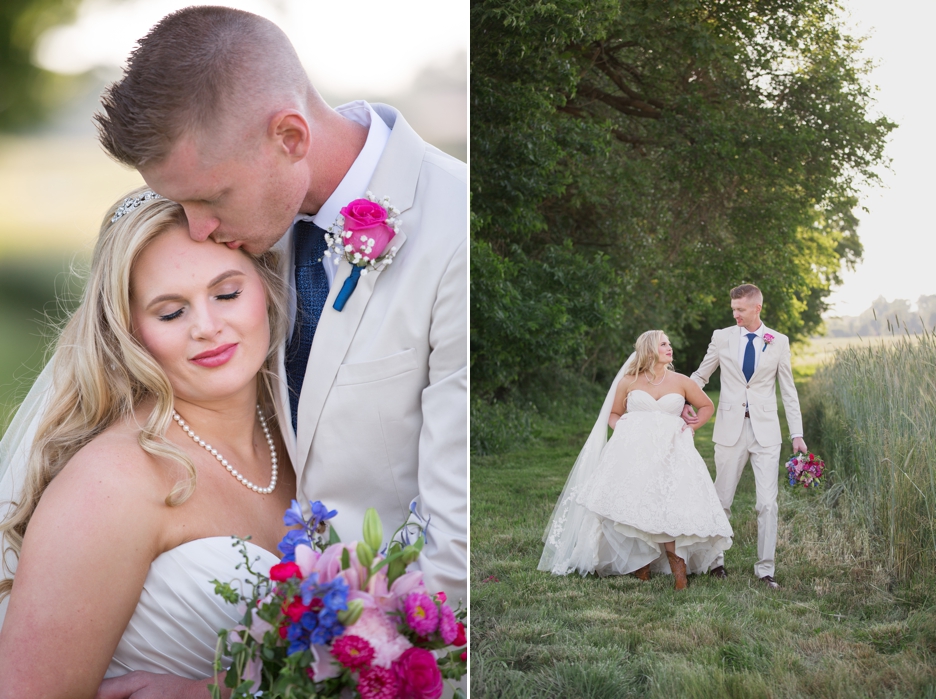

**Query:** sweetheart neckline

left=157, top=536, right=281, bottom=562
left=628, top=389, right=684, bottom=402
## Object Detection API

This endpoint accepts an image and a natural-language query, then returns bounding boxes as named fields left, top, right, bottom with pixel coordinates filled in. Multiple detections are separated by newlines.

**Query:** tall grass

left=802, top=330, right=936, bottom=581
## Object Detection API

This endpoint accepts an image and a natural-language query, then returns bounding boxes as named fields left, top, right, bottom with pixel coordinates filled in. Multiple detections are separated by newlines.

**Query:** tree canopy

left=0, top=0, right=82, bottom=131
left=471, top=0, right=894, bottom=398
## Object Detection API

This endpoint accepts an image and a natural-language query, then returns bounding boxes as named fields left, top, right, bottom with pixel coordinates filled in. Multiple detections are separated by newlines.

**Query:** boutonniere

left=324, top=192, right=401, bottom=311
left=762, top=333, right=775, bottom=352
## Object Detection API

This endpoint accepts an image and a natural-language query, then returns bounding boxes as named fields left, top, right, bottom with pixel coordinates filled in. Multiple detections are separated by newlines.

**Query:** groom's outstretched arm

left=683, top=330, right=720, bottom=424
left=414, top=237, right=468, bottom=605
left=690, top=330, right=721, bottom=389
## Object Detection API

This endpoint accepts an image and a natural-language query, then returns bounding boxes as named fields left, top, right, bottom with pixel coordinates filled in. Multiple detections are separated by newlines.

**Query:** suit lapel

left=293, top=105, right=423, bottom=476
left=271, top=342, right=298, bottom=473
left=750, top=325, right=775, bottom=382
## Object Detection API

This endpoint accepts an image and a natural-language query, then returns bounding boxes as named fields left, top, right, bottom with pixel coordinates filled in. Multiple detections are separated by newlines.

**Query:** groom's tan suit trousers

left=691, top=325, right=803, bottom=578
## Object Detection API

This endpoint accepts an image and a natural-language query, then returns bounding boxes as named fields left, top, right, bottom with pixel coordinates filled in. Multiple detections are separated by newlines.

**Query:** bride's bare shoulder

left=617, top=373, right=640, bottom=393
left=41, top=412, right=175, bottom=515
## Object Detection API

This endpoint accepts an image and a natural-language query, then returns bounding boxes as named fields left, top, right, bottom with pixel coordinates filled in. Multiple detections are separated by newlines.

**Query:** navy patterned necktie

left=286, top=220, right=329, bottom=429
left=742, top=332, right=757, bottom=382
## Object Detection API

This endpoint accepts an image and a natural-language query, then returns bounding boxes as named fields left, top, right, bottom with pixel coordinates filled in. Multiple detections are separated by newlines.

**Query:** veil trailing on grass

left=538, top=352, right=635, bottom=576
left=0, top=359, right=55, bottom=626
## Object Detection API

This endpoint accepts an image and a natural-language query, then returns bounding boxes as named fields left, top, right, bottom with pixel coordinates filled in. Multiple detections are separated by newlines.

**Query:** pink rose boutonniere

left=325, top=193, right=401, bottom=311
left=762, top=333, right=775, bottom=352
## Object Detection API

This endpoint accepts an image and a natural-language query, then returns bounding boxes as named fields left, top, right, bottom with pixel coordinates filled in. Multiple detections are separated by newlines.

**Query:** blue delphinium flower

left=401, top=500, right=430, bottom=547
left=310, top=501, right=338, bottom=530
left=286, top=623, right=308, bottom=656
left=283, top=575, right=349, bottom=652
left=277, top=529, right=312, bottom=562
left=279, top=500, right=339, bottom=558
left=283, top=499, right=307, bottom=528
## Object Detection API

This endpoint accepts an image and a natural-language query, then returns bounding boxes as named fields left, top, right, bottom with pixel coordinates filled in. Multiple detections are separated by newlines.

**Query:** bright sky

left=825, top=0, right=936, bottom=316
left=35, top=0, right=467, bottom=96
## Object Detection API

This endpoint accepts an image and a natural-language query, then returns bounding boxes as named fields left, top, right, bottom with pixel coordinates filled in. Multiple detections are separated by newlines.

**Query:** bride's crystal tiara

left=111, top=191, right=162, bottom=223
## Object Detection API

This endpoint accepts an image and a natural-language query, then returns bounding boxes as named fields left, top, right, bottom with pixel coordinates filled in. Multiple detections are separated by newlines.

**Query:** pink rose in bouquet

left=395, top=647, right=445, bottom=699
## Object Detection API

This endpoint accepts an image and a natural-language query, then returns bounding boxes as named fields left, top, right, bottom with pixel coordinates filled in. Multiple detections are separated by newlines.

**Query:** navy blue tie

left=742, top=332, right=757, bottom=382
left=286, top=220, right=329, bottom=430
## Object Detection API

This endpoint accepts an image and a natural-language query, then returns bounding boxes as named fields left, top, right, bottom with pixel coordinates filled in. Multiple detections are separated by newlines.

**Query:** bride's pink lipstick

left=191, top=343, right=237, bottom=367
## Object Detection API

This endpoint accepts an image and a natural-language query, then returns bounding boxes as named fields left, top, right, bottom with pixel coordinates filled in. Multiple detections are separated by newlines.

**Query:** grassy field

left=801, top=330, right=936, bottom=583
left=470, top=386, right=936, bottom=698
left=793, top=335, right=913, bottom=375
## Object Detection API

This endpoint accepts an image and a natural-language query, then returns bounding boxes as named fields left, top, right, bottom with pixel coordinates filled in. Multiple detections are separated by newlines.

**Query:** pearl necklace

left=645, top=370, right=666, bottom=387
left=172, top=404, right=278, bottom=495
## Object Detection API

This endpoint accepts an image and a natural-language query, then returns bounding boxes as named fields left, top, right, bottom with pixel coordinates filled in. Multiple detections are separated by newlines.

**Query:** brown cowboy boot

left=666, top=551, right=688, bottom=591
left=632, top=564, right=651, bottom=581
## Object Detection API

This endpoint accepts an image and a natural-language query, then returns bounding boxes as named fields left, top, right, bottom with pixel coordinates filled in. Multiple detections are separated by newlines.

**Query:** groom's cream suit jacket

left=273, top=105, right=467, bottom=604
left=691, top=325, right=803, bottom=447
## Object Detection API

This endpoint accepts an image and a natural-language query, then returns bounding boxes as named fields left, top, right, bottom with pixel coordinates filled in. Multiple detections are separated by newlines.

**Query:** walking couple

left=540, top=284, right=807, bottom=590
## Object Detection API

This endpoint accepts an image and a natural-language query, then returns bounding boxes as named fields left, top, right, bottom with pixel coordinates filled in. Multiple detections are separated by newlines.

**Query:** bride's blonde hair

left=0, top=187, right=288, bottom=600
left=623, top=330, right=673, bottom=382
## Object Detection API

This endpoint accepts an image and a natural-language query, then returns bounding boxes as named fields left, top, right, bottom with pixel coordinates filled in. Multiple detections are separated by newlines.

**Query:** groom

left=95, top=9, right=465, bottom=695
left=684, top=284, right=807, bottom=589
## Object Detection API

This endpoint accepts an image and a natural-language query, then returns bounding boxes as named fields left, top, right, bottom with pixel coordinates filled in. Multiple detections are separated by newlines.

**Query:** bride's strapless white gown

left=105, top=537, right=279, bottom=679
left=541, top=390, right=732, bottom=577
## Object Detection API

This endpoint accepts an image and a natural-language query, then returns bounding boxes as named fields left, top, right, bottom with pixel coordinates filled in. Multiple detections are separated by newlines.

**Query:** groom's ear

left=268, top=110, right=310, bottom=161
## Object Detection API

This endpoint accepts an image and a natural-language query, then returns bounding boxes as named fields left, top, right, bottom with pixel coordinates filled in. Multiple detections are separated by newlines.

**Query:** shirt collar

left=291, top=100, right=392, bottom=230
left=740, top=322, right=765, bottom=338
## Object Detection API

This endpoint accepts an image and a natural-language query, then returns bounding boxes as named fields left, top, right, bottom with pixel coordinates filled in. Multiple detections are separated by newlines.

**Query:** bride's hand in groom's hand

left=96, top=671, right=229, bottom=699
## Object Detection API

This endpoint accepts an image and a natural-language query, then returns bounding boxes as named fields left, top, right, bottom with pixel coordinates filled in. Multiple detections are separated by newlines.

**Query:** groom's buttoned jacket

left=691, top=326, right=803, bottom=448
left=272, top=105, right=467, bottom=604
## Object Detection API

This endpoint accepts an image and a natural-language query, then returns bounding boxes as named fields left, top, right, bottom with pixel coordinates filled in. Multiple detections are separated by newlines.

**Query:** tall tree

left=471, top=0, right=893, bottom=397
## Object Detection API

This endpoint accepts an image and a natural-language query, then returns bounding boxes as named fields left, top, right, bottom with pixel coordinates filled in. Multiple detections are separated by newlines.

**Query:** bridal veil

left=0, top=359, right=55, bottom=625
left=538, top=353, right=634, bottom=575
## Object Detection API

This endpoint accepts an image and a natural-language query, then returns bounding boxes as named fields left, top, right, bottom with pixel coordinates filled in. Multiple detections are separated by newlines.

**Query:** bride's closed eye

left=159, top=308, right=184, bottom=322
left=157, top=289, right=242, bottom=321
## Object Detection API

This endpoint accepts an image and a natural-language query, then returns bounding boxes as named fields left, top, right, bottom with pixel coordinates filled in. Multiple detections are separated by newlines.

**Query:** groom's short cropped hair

left=730, top=284, right=763, bottom=305
left=95, top=6, right=308, bottom=167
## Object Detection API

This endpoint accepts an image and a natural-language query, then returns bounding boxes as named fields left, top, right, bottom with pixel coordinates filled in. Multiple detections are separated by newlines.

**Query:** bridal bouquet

left=786, top=452, right=824, bottom=488
left=209, top=501, right=467, bottom=699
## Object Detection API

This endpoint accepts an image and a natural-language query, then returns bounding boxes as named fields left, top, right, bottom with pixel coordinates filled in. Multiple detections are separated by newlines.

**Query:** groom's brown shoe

left=759, top=575, right=781, bottom=590
left=709, top=566, right=727, bottom=579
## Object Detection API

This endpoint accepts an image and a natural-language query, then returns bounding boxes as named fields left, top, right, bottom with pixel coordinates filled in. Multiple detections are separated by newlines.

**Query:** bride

left=0, top=189, right=296, bottom=697
left=539, top=330, right=732, bottom=589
